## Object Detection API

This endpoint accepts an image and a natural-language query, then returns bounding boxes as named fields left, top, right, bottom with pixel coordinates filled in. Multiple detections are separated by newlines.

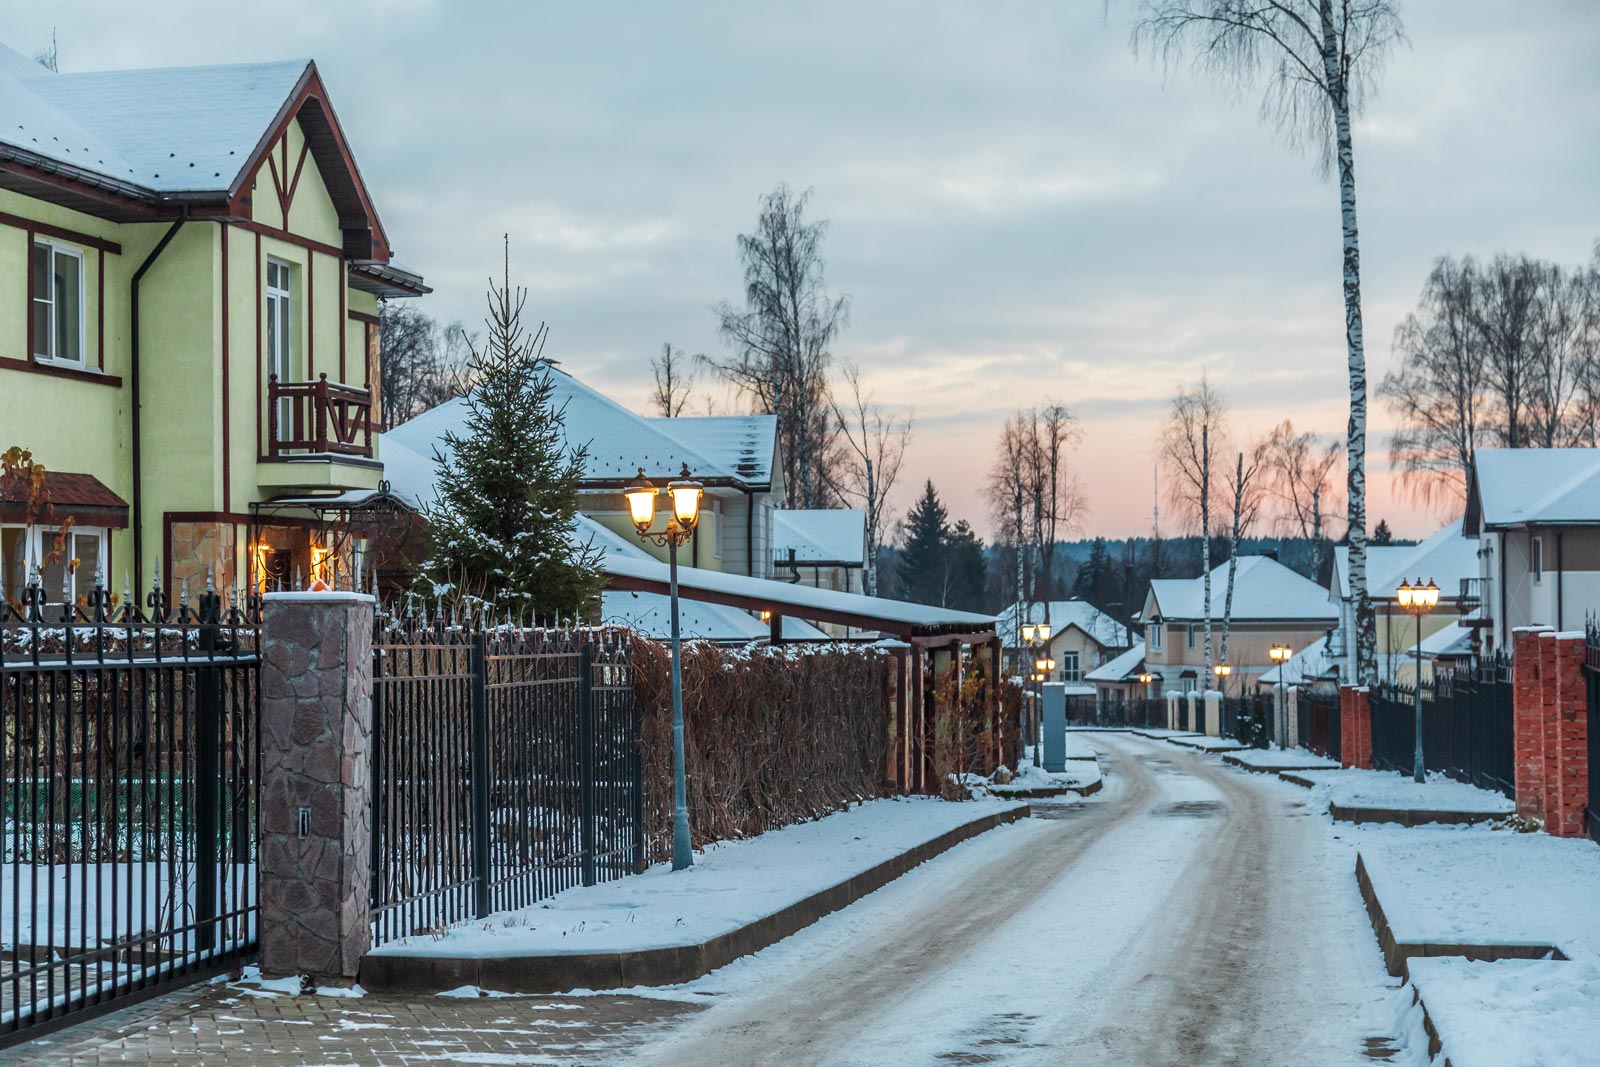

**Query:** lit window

left=32, top=239, right=85, bottom=367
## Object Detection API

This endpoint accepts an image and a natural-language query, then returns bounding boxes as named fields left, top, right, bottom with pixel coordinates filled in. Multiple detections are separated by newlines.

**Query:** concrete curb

left=1353, top=853, right=1566, bottom=979
left=1331, top=803, right=1509, bottom=827
left=993, top=777, right=1103, bottom=799
left=1220, top=753, right=1340, bottom=775
left=360, top=804, right=1031, bottom=995
left=1278, top=771, right=1320, bottom=788
left=1164, top=737, right=1246, bottom=753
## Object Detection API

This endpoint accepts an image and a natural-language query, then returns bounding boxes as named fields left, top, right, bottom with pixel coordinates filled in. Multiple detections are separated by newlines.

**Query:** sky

left=7, top=1, right=1597, bottom=541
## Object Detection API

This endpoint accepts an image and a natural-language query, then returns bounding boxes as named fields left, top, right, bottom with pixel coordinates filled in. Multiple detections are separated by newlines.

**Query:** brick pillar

left=1546, top=632, right=1589, bottom=838
left=1512, top=627, right=1551, bottom=818
left=1286, top=686, right=1300, bottom=749
left=259, top=591, right=375, bottom=982
left=1339, top=686, right=1372, bottom=769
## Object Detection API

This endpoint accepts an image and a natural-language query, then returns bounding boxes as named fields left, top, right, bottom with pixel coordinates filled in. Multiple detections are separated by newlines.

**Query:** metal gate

left=369, top=620, right=643, bottom=945
left=2, top=580, right=259, bottom=1047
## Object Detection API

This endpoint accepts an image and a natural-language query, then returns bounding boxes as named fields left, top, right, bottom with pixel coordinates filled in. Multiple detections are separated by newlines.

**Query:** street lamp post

left=1212, top=663, right=1232, bottom=735
left=1268, top=644, right=1292, bottom=749
left=1396, top=576, right=1441, bottom=784
left=1021, top=622, right=1052, bottom=765
left=1138, top=672, right=1154, bottom=728
left=625, top=464, right=704, bottom=871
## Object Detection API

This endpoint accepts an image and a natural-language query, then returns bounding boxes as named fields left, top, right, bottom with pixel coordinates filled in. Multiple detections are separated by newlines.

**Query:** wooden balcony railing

left=267, top=374, right=374, bottom=459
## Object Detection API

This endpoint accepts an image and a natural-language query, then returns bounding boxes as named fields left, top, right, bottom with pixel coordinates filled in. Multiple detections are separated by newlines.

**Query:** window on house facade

left=713, top=499, right=723, bottom=558
left=267, top=259, right=294, bottom=436
left=32, top=239, right=85, bottom=367
left=1531, top=536, right=1543, bottom=583
left=1186, top=624, right=1196, bottom=649
left=1, top=525, right=107, bottom=610
left=1148, top=623, right=1162, bottom=650
left=1061, top=650, right=1081, bottom=681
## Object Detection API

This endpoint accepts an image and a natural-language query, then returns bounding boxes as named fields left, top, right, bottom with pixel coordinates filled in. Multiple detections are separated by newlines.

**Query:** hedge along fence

left=633, top=639, right=892, bottom=862
left=933, top=666, right=1021, bottom=800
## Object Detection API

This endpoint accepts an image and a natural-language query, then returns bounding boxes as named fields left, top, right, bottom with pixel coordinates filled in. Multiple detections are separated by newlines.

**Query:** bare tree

left=987, top=415, right=1032, bottom=649
left=1219, top=446, right=1266, bottom=663
left=1134, top=0, right=1406, bottom=686
left=33, top=30, right=58, bottom=72
left=378, top=304, right=474, bottom=432
left=1260, top=418, right=1342, bottom=578
left=987, top=406, right=1085, bottom=638
left=708, top=184, right=850, bottom=508
left=824, top=364, right=912, bottom=597
left=649, top=342, right=697, bottom=418
left=1160, top=375, right=1228, bottom=676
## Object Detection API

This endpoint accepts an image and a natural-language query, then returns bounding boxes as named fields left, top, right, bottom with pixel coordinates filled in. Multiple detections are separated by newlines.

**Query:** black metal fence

left=1585, top=626, right=1600, bottom=846
left=1297, top=687, right=1341, bottom=761
left=369, top=618, right=642, bottom=946
left=1064, top=696, right=1164, bottom=729
left=1370, top=656, right=1514, bottom=798
left=2, top=575, right=259, bottom=1047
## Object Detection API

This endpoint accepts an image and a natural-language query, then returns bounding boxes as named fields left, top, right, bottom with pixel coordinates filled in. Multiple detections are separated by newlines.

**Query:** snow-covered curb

left=1166, top=734, right=1246, bottom=753
left=1407, top=958, right=1600, bottom=1067
left=1292, top=768, right=1514, bottom=825
left=360, top=797, right=1029, bottom=993
left=1222, top=747, right=1340, bottom=772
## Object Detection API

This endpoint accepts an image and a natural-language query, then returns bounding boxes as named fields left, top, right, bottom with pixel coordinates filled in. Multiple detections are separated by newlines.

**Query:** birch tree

left=1261, top=418, right=1342, bottom=580
left=987, top=415, right=1032, bottom=654
left=709, top=184, right=850, bottom=508
left=1134, top=0, right=1406, bottom=686
left=649, top=343, right=697, bottom=418
left=1219, top=446, right=1266, bottom=663
left=825, top=363, right=913, bottom=597
left=1160, top=377, right=1228, bottom=677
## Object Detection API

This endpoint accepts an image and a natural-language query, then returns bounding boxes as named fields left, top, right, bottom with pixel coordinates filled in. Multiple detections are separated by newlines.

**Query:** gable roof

left=1465, top=449, right=1600, bottom=530
left=601, top=589, right=827, bottom=643
left=0, top=43, right=409, bottom=273
left=1146, top=556, right=1337, bottom=623
left=772, top=509, right=867, bottom=566
left=1332, top=520, right=1478, bottom=601
left=382, top=366, right=779, bottom=491
left=996, top=599, right=1132, bottom=649
left=1258, top=635, right=1336, bottom=686
left=1084, top=641, right=1146, bottom=683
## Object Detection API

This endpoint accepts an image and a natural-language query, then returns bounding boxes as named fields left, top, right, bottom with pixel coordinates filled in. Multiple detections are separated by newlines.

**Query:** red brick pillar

left=1340, top=685, right=1372, bottom=769
left=1546, top=633, right=1589, bottom=838
left=1512, top=626, right=1551, bottom=819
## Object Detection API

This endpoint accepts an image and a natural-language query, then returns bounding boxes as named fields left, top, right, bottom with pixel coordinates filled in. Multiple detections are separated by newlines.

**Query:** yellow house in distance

left=0, top=43, right=428, bottom=610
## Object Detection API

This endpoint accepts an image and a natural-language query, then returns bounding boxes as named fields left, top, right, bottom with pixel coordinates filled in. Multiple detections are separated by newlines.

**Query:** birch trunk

left=864, top=456, right=878, bottom=597
left=1201, top=423, right=1213, bottom=678
left=1220, top=452, right=1243, bottom=663
left=1319, top=1, right=1377, bottom=686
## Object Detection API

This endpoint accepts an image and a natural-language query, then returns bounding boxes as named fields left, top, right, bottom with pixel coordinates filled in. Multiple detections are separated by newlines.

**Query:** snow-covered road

left=625, top=734, right=1405, bottom=1066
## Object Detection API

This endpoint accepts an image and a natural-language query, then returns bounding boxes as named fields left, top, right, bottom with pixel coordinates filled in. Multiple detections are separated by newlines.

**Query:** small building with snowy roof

left=995, top=598, right=1132, bottom=684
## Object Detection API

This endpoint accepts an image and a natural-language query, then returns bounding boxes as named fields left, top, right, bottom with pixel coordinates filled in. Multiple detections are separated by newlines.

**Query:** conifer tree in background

left=1371, top=519, right=1393, bottom=546
left=945, top=520, right=989, bottom=614
left=898, top=481, right=950, bottom=607
left=423, top=240, right=604, bottom=617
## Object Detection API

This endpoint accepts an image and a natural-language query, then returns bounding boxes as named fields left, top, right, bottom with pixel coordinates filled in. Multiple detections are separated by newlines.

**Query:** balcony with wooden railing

left=267, top=374, right=374, bottom=459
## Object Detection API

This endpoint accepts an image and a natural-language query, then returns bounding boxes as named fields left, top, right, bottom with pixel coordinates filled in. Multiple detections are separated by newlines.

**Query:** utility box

left=1041, top=682, right=1067, bottom=772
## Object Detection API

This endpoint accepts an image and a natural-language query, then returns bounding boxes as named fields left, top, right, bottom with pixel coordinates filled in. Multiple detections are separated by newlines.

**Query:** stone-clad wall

left=259, top=592, right=374, bottom=982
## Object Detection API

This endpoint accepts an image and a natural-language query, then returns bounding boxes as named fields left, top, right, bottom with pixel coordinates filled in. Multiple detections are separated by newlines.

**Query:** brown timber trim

left=307, top=248, right=315, bottom=378
left=228, top=218, right=345, bottom=260
left=221, top=223, right=232, bottom=512
left=338, top=262, right=346, bottom=381
left=0, top=355, right=122, bottom=387
left=0, top=210, right=122, bottom=255
left=96, top=248, right=105, bottom=370
left=24, top=224, right=33, bottom=359
left=347, top=308, right=379, bottom=326
left=255, top=231, right=264, bottom=461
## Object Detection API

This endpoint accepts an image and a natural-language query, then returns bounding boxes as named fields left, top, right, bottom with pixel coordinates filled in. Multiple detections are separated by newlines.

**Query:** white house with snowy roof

left=1141, top=556, right=1337, bottom=694
left=1463, top=448, right=1600, bottom=652
left=996, top=599, right=1133, bottom=683
left=1329, top=519, right=1480, bottom=683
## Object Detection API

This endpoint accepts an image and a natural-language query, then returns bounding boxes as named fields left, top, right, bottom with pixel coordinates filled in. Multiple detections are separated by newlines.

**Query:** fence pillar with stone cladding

left=259, top=591, right=375, bottom=982
left=1513, top=626, right=1552, bottom=819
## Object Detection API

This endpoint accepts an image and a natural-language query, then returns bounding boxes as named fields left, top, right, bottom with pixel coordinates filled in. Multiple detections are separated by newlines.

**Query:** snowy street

left=11, top=734, right=1410, bottom=1066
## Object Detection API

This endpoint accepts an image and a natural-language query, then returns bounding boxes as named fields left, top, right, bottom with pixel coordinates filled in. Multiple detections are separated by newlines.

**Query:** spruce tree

left=1371, top=519, right=1393, bottom=546
left=898, top=481, right=950, bottom=606
left=945, top=519, right=988, bottom=613
left=423, top=243, right=604, bottom=617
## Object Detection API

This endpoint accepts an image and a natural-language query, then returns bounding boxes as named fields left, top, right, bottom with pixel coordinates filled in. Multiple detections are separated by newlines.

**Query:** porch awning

left=0, top=471, right=128, bottom=529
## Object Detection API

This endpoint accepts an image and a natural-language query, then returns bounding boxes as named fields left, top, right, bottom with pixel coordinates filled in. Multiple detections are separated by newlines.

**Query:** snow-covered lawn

left=1295, top=768, right=1514, bottom=818
left=1166, top=735, right=1246, bottom=752
left=989, top=760, right=1101, bottom=796
left=1224, top=747, right=1341, bottom=771
left=367, top=796, right=1026, bottom=960
left=1353, top=823, right=1600, bottom=961
left=1407, top=958, right=1600, bottom=1067
left=1063, top=733, right=1098, bottom=761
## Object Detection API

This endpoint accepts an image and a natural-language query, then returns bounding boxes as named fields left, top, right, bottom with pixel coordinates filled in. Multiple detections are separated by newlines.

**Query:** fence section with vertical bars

left=1585, top=624, right=1600, bottom=845
left=1369, top=655, right=1514, bottom=798
left=368, top=618, right=642, bottom=946
left=2, top=577, right=259, bottom=1047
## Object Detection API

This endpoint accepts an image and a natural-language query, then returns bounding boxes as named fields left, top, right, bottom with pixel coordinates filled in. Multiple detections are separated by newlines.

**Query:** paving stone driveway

left=2, top=980, right=705, bottom=1066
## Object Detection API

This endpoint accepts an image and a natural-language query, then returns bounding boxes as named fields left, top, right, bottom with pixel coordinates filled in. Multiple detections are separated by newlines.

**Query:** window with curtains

left=31, top=239, right=85, bottom=367
left=0, top=524, right=106, bottom=610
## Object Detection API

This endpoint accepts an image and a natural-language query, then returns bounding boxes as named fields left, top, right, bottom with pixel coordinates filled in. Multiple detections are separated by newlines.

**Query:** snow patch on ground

left=369, top=796, right=1025, bottom=959
left=1354, top=823, right=1600, bottom=960
left=1167, top=734, right=1246, bottom=752
left=1409, top=958, right=1600, bottom=1067
left=1296, top=768, right=1514, bottom=816
left=1226, top=747, right=1340, bottom=770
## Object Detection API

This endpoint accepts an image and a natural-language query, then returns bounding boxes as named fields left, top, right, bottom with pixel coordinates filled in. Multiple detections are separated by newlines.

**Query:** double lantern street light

left=1268, top=644, right=1293, bottom=748
left=1396, top=576, right=1441, bottom=784
left=1021, top=622, right=1052, bottom=767
left=624, top=464, right=704, bottom=872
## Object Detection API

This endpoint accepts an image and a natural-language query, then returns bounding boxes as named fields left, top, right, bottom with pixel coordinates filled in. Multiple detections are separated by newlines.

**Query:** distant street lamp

left=1268, top=644, right=1293, bottom=748
left=625, top=463, right=704, bottom=871
left=1212, top=662, right=1232, bottom=693
left=1396, top=576, right=1441, bottom=784
left=1021, top=621, right=1052, bottom=766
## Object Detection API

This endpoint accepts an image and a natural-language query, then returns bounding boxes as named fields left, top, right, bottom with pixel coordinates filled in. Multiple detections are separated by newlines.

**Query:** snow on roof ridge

left=545, top=366, right=741, bottom=479
left=45, top=56, right=311, bottom=80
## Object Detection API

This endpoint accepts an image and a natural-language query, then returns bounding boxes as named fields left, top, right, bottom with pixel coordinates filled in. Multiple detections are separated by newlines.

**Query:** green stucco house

left=0, top=42, right=428, bottom=608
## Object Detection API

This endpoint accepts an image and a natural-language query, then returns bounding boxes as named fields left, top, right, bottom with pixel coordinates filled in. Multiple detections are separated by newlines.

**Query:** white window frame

left=266, top=258, right=295, bottom=437
left=1061, top=650, right=1082, bottom=682
left=1186, top=624, right=1197, bottom=649
left=713, top=498, right=724, bottom=558
left=1149, top=623, right=1162, bottom=651
left=32, top=237, right=87, bottom=369
left=2, top=523, right=108, bottom=607
left=1531, top=535, right=1543, bottom=584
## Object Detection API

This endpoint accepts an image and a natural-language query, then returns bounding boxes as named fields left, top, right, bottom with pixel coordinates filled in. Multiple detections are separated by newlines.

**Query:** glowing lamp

left=668, top=464, right=703, bottom=531
left=624, top=468, right=659, bottom=535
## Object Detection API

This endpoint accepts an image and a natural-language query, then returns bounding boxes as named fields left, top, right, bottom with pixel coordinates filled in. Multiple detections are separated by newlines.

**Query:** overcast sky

left=9, top=1, right=1597, bottom=541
